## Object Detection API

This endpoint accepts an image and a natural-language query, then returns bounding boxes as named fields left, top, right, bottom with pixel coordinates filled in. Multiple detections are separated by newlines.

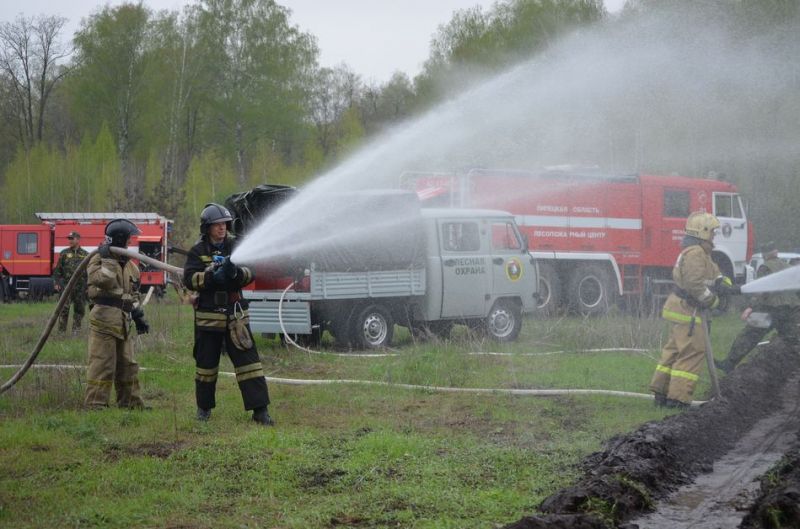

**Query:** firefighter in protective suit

left=183, top=203, right=273, bottom=426
left=716, top=243, right=800, bottom=373
left=84, top=219, right=150, bottom=409
left=649, top=212, right=739, bottom=409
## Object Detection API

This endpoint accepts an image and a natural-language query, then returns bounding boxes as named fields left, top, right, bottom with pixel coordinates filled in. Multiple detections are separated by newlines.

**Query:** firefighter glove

left=131, top=308, right=150, bottom=335
left=712, top=276, right=740, bottom=296
left=700, top=295, right=720, bottom=310
left=98, top=243, right=112, bottom=259
left=221, top=256, right=238, bottom=280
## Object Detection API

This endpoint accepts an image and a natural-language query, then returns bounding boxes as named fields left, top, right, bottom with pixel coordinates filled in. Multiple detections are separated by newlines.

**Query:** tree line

left=0, top=0, right=798, bottom=249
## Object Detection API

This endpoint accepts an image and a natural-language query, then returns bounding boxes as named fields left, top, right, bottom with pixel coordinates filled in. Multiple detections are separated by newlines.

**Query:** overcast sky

left=1, top=0, right=625, bottom=83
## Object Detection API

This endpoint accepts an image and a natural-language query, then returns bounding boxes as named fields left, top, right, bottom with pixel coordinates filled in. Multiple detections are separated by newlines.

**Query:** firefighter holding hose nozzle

left=183, top=203, right=273, bottom=426
left=84, top=219, right=150, bottom=410
left=649, top=212, right=740, bottom=409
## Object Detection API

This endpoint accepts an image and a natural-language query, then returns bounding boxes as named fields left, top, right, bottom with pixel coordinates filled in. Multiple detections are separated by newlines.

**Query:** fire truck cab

left=0, top=213, right=172, bottom=301
left=404, top=168, right=753, bottom=315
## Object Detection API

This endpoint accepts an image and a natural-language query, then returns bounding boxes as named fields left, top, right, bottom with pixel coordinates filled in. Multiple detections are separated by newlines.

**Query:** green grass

left=0, top=296, right=746, bottom=528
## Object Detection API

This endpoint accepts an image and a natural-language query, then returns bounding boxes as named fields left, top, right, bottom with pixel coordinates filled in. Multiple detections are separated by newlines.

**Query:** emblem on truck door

left=505, top=257, right=523, bottom=281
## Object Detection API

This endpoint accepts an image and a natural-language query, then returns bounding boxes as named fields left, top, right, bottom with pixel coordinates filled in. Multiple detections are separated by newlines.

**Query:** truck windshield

left=714, top=193, right=744, bottom=218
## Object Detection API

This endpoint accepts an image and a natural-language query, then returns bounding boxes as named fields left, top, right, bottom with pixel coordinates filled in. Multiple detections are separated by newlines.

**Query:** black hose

left=0, top=250, right=97, bottom=395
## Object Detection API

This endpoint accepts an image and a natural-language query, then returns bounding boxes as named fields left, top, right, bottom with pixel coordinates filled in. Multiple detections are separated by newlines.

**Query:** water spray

left=741, top=265, right=800, bottom=295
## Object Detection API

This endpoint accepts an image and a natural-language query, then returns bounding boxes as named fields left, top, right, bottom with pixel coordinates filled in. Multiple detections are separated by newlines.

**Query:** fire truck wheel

left=351, top=304, right=394, bottom=349
left=535, top=262, right=561, bottom=317
left=486, top=300, right=522, bottom=342
left=568, top=264, right=614, bottom=316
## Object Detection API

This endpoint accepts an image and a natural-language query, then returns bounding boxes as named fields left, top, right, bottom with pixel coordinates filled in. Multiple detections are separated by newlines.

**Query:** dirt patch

left=740, top=444, right=800, bottom=529
left=501, top=341, right=800, bottom=528
left=103, top=440, right=186, bottom=461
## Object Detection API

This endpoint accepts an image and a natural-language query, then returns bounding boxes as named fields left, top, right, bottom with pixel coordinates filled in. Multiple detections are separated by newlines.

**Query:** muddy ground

left=502, top=339, right=800, bottom=529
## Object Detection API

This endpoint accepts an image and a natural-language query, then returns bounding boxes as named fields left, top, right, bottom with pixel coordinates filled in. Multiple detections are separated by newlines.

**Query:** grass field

left=0, top=295, right=744, bottom=528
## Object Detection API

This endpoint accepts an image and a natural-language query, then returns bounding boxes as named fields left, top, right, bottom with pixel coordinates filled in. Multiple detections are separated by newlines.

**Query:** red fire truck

left=0, top=212, right=172, bottom=301
left=403, top=168, right=753, bottom=315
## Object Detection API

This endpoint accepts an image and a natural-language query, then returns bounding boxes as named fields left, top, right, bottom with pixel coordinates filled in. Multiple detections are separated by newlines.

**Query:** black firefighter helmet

left=200, top=203, right=233, bottom=235
left=105, top=218, right=141, bottom=248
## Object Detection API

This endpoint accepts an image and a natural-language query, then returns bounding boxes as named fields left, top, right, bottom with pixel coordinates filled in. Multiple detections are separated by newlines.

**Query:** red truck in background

left=403, top=168, right=754, bottom=315
left=0, top=212, right=172, bottom=301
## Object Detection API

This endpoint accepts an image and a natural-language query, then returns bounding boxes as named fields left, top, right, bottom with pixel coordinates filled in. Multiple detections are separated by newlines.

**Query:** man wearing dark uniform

left=84, top=219, right=150, bottom=409
left=53, top=231, right=89, bottom=333
left=183, top=203, right=273, bottom=426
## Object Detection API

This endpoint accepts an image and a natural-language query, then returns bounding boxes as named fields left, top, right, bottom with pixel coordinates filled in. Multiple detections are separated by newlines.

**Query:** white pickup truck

left=244, top=200, right=538, bottom=349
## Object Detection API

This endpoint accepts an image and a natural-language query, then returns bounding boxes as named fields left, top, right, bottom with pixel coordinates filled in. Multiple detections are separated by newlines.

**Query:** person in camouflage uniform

left=716, top=244, right=800, bottom=373
left=53, top=231, right=89, bottom=333
left=649, top=212, right=739, bottom=409
left=84, top=219, right=150, bottom=410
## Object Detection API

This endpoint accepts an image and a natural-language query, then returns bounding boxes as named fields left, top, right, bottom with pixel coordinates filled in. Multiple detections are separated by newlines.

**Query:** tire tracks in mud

left=501, top=339, right=800, bottom=529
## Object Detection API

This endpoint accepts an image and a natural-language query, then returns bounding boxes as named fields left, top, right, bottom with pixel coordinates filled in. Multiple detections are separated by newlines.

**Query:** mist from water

left=741, top=265, right=800, bottom=295
left=233, top=4, right=800, bottom=265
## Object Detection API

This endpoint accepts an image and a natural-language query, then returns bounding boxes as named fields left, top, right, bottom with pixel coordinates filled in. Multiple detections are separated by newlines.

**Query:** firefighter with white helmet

left=183, top=203, right=273, bottom=426
left=649, top=211, right=739, bottom=408
left=84, top=218, right=149, bottom=409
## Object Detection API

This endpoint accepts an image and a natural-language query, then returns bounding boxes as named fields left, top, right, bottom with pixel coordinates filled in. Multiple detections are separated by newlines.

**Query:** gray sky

left=1, top=0, right=625, bottom=83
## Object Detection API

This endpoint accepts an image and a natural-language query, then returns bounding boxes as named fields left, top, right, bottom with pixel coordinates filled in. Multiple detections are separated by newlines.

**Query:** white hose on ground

left=2, top=363, right=704, bottom=404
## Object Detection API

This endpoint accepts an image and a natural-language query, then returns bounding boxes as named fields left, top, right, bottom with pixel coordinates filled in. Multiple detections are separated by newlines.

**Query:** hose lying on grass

left=0, top=255, right=697, bottom=404
left=2, top=363, right=692, bottom=403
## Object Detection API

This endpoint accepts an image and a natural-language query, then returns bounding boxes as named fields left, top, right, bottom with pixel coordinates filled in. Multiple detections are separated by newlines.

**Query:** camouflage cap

left=66, top=231, right=81, bottom=239
left=760, top=241, right=778, bottom=254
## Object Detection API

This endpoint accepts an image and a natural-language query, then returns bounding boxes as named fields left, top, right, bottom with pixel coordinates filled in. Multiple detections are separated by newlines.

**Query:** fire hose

left=2, top=251, right=703, bottom=404
left=0, top=247, right=180, bottom=396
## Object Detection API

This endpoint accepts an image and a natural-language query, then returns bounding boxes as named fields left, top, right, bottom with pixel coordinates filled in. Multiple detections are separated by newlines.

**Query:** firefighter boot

left=252, top=407, right=274, bottom=426
left=714, top=358, right=733, bottom=374
left=197, top=408, right=211, bottom=421
left=653, top=392, right=667, bottom=408
left=72, top=313, right=83, bottom=334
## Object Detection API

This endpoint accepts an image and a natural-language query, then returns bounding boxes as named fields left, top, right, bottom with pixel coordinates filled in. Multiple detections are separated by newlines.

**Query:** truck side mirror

left=521, top=233, right=529, bottom=252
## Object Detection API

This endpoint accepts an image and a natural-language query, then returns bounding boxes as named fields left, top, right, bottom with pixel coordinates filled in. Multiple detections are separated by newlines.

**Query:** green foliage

left=416, top=0, right=605, bottom=104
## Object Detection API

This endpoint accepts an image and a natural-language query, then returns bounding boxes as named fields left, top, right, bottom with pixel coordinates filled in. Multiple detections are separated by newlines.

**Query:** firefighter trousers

left=726, top=307, right=800, bottom=368
left=193, top=327, right=269, bottom=411
left=84, top=330, right=144, bottom=409
left=650, top=320, right=707, bottom=404
left=58, top=290, right=86, bottom=332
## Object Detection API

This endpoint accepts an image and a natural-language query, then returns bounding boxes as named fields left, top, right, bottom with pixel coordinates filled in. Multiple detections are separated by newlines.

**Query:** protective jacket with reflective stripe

left=662, top=244, right=720, bottom=324
left=86, top=254, right=141, bottom=339
left=183, top=237, right=255, bottom=331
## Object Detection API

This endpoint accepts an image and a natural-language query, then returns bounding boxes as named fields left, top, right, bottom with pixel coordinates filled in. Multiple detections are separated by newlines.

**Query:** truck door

left=712, top=192, right=748, bottom=277
left=490, top=220, right=528, bottom=297
left=642, top=186, right=691, bottom=268
left=439, top=219, right=491, bottom=318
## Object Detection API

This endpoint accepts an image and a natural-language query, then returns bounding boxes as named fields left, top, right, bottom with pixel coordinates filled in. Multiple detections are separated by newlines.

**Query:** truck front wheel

left=351, top=304, right=394, bottom=349
left=486, top=300, right=522, bottom=342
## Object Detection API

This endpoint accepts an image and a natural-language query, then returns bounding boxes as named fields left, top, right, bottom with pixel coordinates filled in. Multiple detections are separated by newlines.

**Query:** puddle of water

left=632, top=375, right=800, bottom=529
